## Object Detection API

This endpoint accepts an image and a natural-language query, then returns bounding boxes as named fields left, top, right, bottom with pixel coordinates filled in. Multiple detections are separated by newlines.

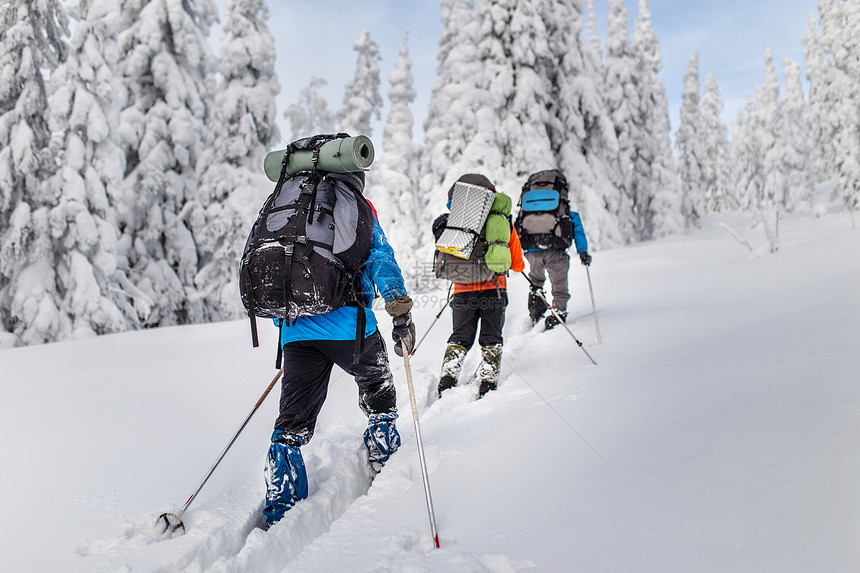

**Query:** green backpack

left=483, top=192, right=513, bottom=272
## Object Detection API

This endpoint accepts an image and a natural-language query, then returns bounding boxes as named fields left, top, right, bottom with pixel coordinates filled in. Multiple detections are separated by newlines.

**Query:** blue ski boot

left=263, top=430, right=308, bottom=527
left=363, top=413, right=401, bottom=474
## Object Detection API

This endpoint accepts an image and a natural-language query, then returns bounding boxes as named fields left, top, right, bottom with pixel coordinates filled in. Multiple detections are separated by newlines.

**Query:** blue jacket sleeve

left=570, top=211, right=589, bottom=254
left=360, top=217, right=408, bottom=303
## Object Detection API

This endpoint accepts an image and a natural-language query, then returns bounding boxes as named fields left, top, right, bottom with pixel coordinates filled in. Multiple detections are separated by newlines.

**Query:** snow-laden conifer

left=675, top=53, right=707, bottom=227
left=547, top=0, right=624, bottom=247
left=818, top=0, right=860, bottom=212
left=368, top=33, right=425, bottom=290
left=191, top=0, right=280, bottom=321
left=419, top=0, right=499, bottom=251
left=776, top=59, right=813, bottom=211
left=284, top=77, right=334, bottom=143
left=337, top=30, right=383, bottom=138
left=700, top=73, right=734, bottom=212
left=733, top=95, right=765, bottom=212
left=633, top=0, right=682, bottom=239
left=39, top=0, right=153, bottom=342
left=758, top=48, right=782, bottom=211
left=803, top=14, right=835, bottom=186
left=476, top=0, right=554, bottom=195
left=585, top=0, right=602, bottom=61
left=604, top=0, right=642, bottom=241
left=0, top=0, right=69, bottom=346
left=115, top=0, right=218, bottom=328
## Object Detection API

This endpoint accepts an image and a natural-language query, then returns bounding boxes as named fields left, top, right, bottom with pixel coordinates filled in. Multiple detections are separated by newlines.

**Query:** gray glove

left=391, top=313, right=415, bottom=356
left=386, top=295, right=415, bottom=356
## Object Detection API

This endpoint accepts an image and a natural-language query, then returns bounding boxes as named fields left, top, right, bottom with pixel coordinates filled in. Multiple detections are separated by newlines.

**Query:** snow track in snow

left=76, top=427, right=374, bottom=572
left=204, top=434, right=374, bottom=572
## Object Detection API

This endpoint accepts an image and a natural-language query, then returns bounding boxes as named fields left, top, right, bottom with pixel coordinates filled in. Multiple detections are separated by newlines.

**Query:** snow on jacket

left=275, top=207, right=408, bottom=345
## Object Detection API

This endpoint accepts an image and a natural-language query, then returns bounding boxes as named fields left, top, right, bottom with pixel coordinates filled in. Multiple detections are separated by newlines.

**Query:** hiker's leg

left=273, top=341, right=335, bottom=444
left=545, top=249, right=571, bottom=312
left=323, top=332, right=400, bottom=473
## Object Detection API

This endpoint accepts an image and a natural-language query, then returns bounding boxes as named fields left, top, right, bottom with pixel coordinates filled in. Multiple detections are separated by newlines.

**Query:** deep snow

left=1, top=208, right=858, bottom=572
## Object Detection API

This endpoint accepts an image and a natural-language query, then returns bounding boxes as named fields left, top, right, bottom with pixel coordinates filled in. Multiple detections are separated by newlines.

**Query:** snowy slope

left=1, top=209, right=858, bottom=572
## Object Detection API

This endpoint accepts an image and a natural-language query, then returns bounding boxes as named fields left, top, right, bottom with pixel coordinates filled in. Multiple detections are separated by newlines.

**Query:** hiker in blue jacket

left=523, top=211, right=590, bottom=329
left=514, top=169, right=592, bottom=330
left=264, top=196, right=415, bottom=528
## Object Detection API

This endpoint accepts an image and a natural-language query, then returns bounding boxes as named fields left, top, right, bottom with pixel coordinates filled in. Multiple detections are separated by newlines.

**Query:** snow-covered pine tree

left=803, top=13, right=835, bottom=187
left=700, top=73, right=734, bottom=212
left=476, top=0, right=554, bottom=195
left=632, top=0, right=682, bottom=239
left=733, top=95, right=765, bottom=212
left=604, top=0, right=643, bottom=241
left=757, top=47, right=782, bottom=211
left=777, top=59, right=813, bottom=211
left=817, top=0, right=860, bottom=212
left=337, top=30, right=383, bottom=138
left=284, top=77, right=334, bottom=143
left=191, top=0, right=280, bottom=322
left=418, top=0, right=500, bottom=268
left=38, top=0, right=155, bottom=343
left=0, top=0, right=69, bottom=346
left=115, top=0, right=219, bottom=328
left=369, top=33, right=424, bottom=290
left=675, top=53, right=707, bottom=228
left=585, top=0, right=602, bottom=60
left=546, top=0, right=625, bottom=248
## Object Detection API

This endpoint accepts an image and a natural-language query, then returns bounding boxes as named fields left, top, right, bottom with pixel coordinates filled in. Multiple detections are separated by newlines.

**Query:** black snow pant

left=448, top=289, right=508, bottom=350
left=274, top=330, right=396, bottom=444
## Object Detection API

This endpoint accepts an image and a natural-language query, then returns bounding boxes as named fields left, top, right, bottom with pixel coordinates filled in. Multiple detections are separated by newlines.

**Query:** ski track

left=76, top=428, right=374, bottom=572
left=74, top=278, right=597, bottom=572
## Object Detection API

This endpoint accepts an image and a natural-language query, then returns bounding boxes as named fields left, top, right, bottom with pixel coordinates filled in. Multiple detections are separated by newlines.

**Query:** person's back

left=239, top=134, right=415, bottom=528
left=514, top=169, right=591, bottom=329
left=433, top=174, right=524, bottom=398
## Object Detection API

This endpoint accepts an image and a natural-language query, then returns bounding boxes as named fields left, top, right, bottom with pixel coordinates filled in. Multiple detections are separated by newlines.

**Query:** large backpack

left=433, top=190, right=513, bottom=283
left=514, top=169, right=575, bottom=251
left=239, top=134, right=374, bottom=351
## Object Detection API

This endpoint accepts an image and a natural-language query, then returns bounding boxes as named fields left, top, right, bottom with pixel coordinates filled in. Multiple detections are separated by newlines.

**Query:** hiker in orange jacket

left=432, top=174, right=525, bottom=398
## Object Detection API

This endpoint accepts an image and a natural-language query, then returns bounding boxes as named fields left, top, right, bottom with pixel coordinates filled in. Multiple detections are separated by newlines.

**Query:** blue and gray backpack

left=514, top=169, right=575, bottom=251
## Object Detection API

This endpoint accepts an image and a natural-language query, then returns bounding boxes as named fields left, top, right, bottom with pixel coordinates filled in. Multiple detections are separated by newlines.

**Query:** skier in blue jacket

left=522, top=211, right=590, bottom=328
left=514, top=169, right=592, bottom=330
left=264, top=199, right=415, bottom=528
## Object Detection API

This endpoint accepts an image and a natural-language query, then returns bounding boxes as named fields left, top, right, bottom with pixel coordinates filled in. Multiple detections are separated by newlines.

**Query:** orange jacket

left=453, top=227, right=525, bottom=294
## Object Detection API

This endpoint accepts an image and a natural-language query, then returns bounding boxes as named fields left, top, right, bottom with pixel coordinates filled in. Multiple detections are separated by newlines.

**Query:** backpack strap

left=348, top=265, right=368, bottom=365
left=242, top=263, right=260, bottom=348
left=275, top=320, right=284, bottom=369
left=246, top=147, right=295, bottom=348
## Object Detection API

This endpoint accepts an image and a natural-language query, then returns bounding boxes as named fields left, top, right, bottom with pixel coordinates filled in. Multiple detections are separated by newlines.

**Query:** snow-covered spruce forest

left=1, top=0, right=858, bottom=348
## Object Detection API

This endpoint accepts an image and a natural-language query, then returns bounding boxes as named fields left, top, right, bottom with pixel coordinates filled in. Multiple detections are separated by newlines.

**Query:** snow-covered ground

left=1, top=208, right=858, bottom=572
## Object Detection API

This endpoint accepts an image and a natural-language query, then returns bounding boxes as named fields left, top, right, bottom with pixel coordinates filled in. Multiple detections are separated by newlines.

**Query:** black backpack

left=239, top=134, right=374, bottom=358
left=514, top=169, right=575, bottom=251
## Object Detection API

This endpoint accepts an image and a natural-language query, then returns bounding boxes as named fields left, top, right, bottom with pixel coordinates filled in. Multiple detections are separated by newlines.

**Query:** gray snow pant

left=525, top=249, right=571, bottom=311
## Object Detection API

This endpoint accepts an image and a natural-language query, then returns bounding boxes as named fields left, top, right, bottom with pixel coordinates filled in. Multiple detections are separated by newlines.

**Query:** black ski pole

left=156, top=366, right=284, bottom=536
left=411, top=285, right=452, bottom=355
left=520, top=272, right=597, bottom=365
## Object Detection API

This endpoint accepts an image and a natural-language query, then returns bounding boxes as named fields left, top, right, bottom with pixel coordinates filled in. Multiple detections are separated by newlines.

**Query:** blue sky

left=232, top=0, right=820, bottom=146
